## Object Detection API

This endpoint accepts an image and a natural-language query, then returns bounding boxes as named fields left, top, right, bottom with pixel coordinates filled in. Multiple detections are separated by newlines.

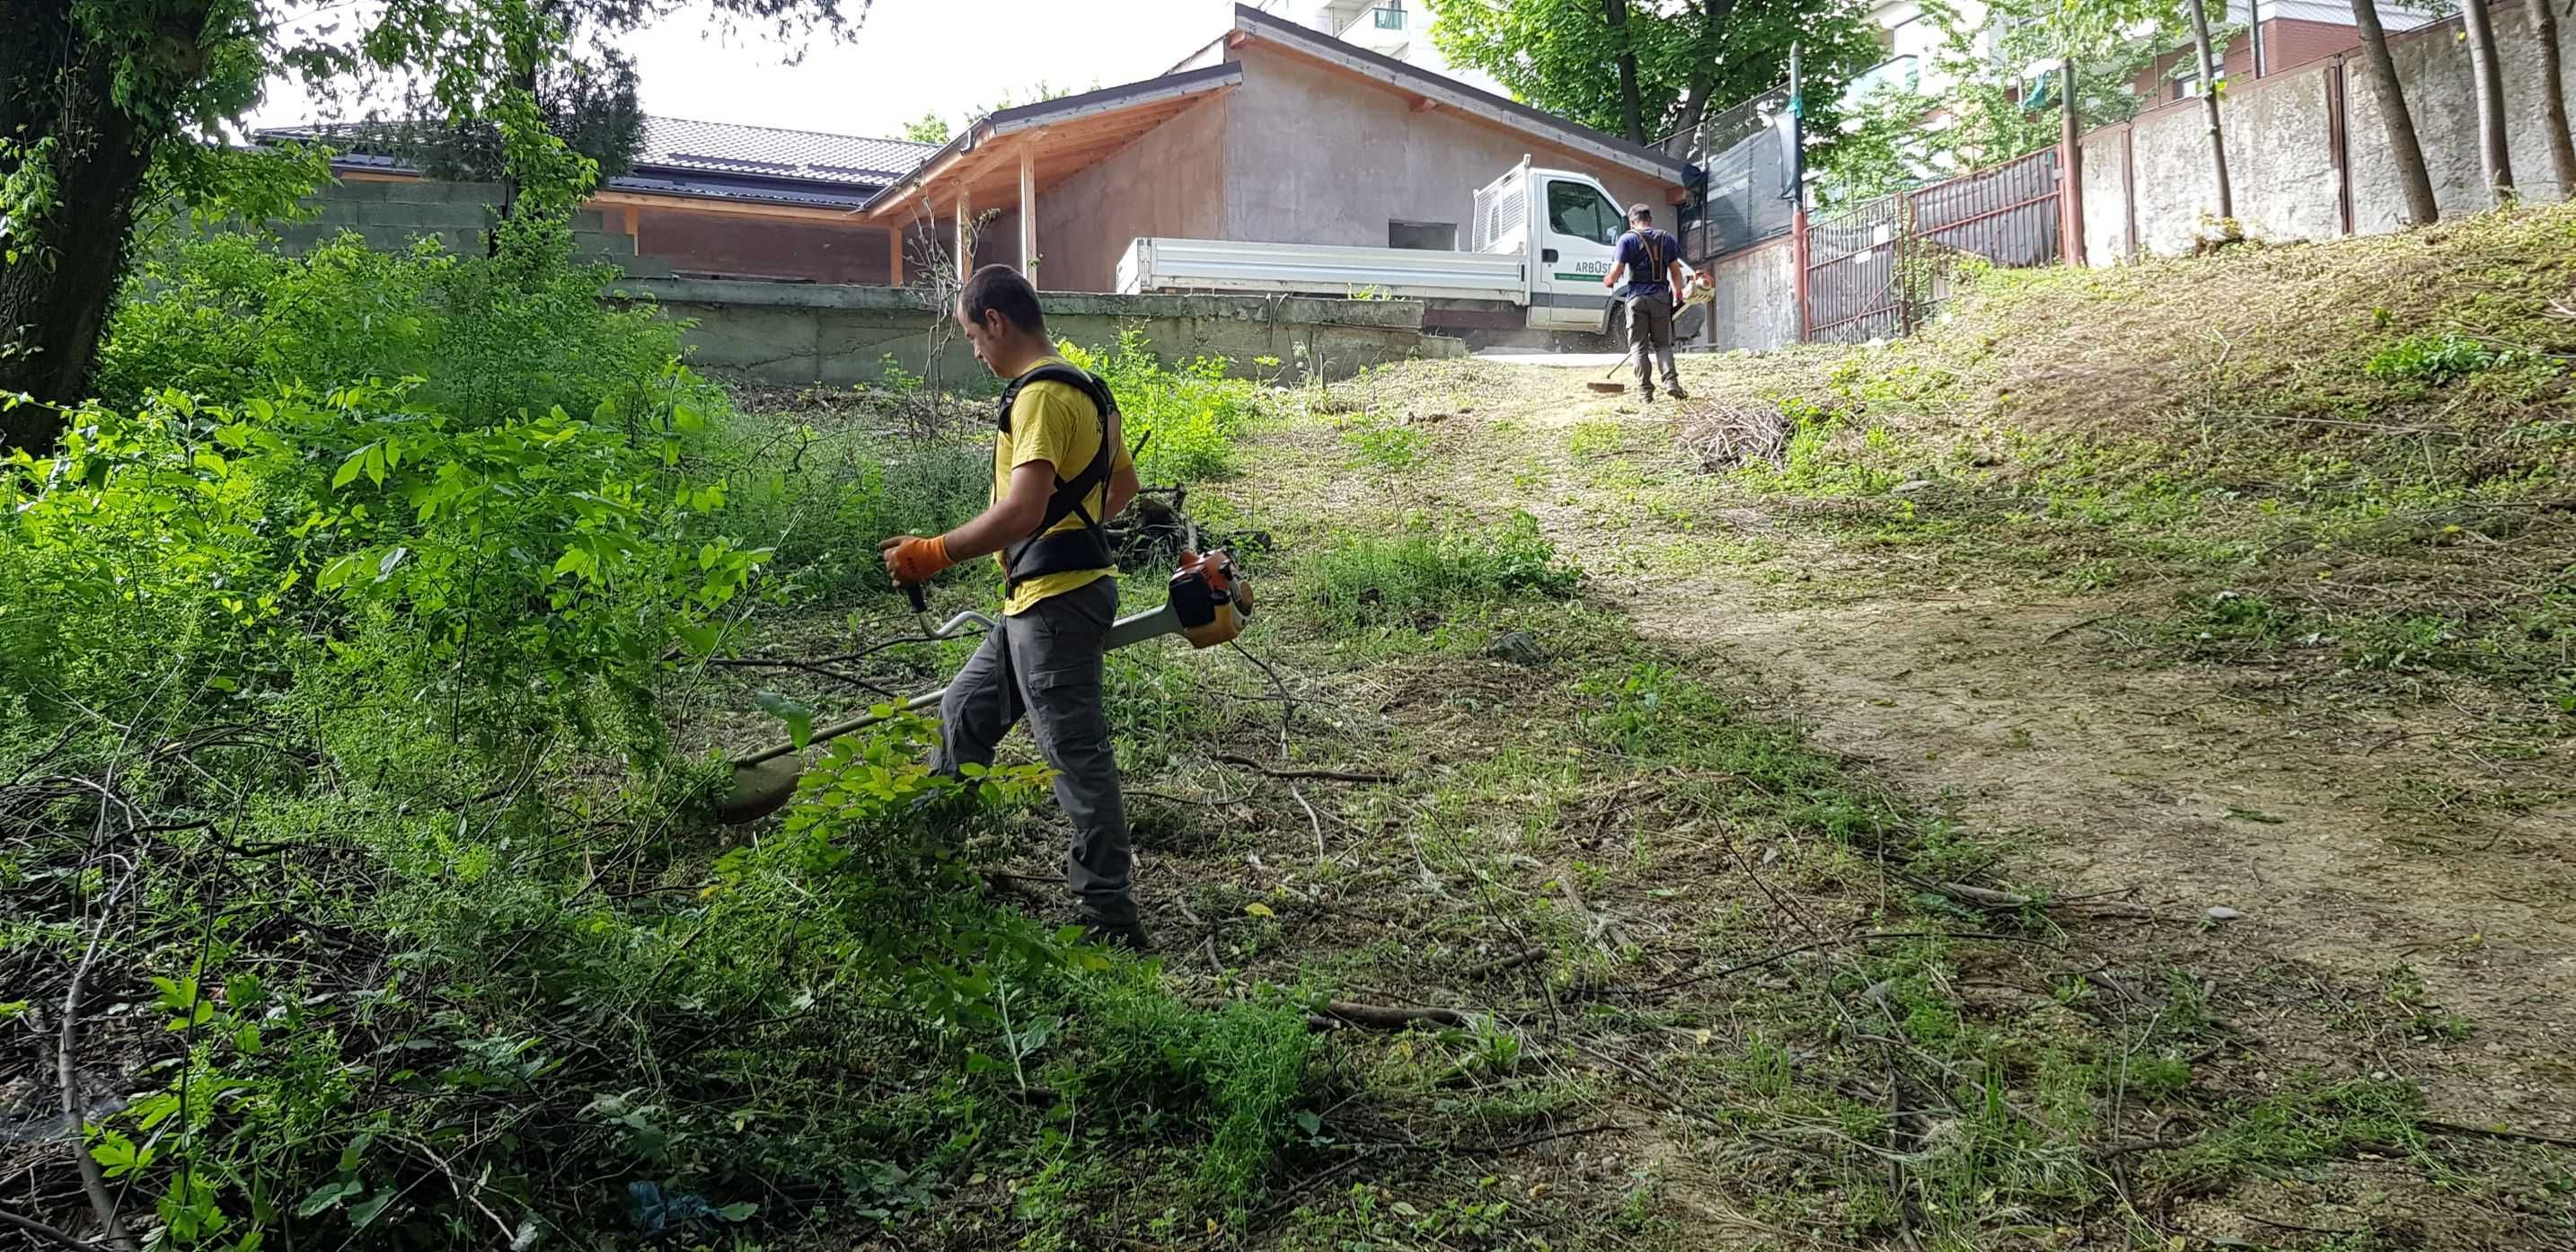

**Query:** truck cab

left=1470, top=160, right=1628, bottom=331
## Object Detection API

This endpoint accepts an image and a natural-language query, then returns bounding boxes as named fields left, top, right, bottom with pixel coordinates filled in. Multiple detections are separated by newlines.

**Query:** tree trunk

left=2527, top=0, right=2576, bottom=195
left=2351, top=0, right=2439, bottom=225
left=0, top=0, right=168, bottom=446
left=2459, top=0, right=2516, bottom=204
left=2061, top=54, right=2086, bottom=265
left=1603, top=0, right=1645, bottom=145
left=2184, top=0, right=2234, bottom=221
left=1659, top=0, right=1742, bottom=157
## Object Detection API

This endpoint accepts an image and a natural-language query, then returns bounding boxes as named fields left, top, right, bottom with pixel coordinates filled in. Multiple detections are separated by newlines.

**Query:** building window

left=1547, top=180, right=1623, bottom=246
left=1373, top=2, right=1405, bottom=30
left=1389, top=219, right=1456, bottom=251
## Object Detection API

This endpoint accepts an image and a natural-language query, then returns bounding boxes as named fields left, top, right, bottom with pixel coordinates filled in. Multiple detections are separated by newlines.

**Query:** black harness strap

left=995, top=363, right=1118, bottom=591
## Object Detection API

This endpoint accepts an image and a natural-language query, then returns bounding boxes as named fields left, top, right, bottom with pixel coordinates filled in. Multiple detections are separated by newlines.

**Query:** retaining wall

left=615, top=278, right=1467, bottom=386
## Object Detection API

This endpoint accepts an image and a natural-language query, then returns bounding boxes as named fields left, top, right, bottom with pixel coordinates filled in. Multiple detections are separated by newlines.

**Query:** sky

left=244, top=0, right=1255, bottom=141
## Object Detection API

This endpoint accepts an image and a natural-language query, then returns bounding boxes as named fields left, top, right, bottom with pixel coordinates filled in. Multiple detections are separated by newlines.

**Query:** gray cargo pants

left=1627, top=291, right=1680, bottom=393
left=931, top=577, right=1134, bottom=924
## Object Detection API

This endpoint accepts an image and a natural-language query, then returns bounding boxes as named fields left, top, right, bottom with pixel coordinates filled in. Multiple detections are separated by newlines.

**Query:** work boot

left=1073, top=908, right=1151, bottom=954
left=1666, top=382, right=1690, bottom=401
left=1637, top=386, right=1655, bottom=403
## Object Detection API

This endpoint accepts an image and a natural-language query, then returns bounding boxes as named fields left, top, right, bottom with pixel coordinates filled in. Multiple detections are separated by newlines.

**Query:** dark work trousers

left=930, top=577, right=1134, bottom=923
left=1627, top=291, right=1680, bottom=393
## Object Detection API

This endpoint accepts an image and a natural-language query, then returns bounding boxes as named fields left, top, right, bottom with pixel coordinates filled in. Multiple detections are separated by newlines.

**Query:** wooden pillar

left=887, top=225, right=904, bottom=287
left=954, top=195, right=972, bottom=280
left=1019, top=149, right=1037, bottom=283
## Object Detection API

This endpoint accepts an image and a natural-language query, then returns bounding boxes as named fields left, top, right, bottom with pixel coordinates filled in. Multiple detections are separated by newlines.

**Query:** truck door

left=1531, top=175, right=1625, bottom=331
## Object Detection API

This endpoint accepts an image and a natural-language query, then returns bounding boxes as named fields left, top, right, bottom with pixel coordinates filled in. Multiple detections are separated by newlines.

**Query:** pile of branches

left=1679, top=401, right=1792, bottom=472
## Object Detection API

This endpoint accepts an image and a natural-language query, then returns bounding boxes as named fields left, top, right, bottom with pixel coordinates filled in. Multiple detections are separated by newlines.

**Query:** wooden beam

left=889, top=224, right=904, bottom=287
left=1019, top=147, right=1037, bottom=282
left=622, top=204, right=640, bottom=248
left=955, top=195, right=971, bottom=279
left=1412, top=96, right=1438, bottom=113
left=1226, top=31, right=1249, bottom=48
left=589, top=190, right=878, bottom=225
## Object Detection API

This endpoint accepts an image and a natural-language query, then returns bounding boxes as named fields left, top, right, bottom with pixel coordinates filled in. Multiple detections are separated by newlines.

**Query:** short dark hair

left=961, top=264, right=1044, bottom=332
left=1628, top=204, right=1654, bottom=223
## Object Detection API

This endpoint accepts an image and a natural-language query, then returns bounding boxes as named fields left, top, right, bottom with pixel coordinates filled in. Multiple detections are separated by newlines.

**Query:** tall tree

left=1604, top=0, right=1646, bottom=144
left=2458, top=0, right=2515, bottom=203
left=1428, top=0, right=1879, bottom=153
left=2350, top=0, right=2439, bottom=225
left=2526, top=0, right=2576, bottom=195
left=0, top=0, right=860, bottom=445
left=2183, top=0, right=2233, bottom=220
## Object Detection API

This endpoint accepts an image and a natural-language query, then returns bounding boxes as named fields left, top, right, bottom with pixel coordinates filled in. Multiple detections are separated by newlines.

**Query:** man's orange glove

left=878, top=534, right=952, bottom=586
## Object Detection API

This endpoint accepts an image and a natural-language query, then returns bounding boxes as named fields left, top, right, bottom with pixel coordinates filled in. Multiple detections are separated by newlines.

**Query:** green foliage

left=2364, top=331, right=2499, bottom=384
left=1057, top=330, right=1260, bottom=484
left=1814, top=0, right=2186, bottom=203
left=901, top=110, right=952, bottom=144
left=1303, top=511, right=1581, bottom=628
left=1427, top=0, right=1881, bottom=145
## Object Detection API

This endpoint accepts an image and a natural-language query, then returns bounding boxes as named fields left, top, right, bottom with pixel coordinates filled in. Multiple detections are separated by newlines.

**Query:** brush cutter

left=714, top=550, right=1254, bottom=824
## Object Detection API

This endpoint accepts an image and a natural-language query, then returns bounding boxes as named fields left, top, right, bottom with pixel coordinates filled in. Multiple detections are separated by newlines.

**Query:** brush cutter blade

left=1587, top=382, right=1627, bottom=393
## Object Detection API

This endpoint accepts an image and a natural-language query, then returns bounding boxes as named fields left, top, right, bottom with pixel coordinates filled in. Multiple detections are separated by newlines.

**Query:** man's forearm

left=940, top=498, right=1045, bottom=563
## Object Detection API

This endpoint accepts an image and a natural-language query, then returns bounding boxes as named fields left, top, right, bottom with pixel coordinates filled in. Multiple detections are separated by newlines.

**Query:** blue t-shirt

left=1615, top=228, right=1681, bottom=297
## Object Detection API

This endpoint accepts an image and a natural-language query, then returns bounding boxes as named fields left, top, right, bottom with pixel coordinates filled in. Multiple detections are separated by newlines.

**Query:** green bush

left=1059, top=329, right=1259, bottom=483
left=4, top=215, right=1324, bottom=1248
left=2362, top=332, right=2497, bottom=384
left=1303, top=510, right=1581, bottom=628
left=101, top=229, right=696, bottom=428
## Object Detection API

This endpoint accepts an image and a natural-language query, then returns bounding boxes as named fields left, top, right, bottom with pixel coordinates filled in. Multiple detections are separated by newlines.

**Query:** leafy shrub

left=102, top=229, right=697, bottom=428
left=2363, top=332, right=2496, bottom=384
left=1059, top=329, right=1258, bottom=483
left=1304, top=510, right=1581, bottom=628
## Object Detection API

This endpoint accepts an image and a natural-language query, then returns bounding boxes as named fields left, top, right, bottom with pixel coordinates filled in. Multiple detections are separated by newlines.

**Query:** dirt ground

left=1310, top=353, right=2576, bottom=1247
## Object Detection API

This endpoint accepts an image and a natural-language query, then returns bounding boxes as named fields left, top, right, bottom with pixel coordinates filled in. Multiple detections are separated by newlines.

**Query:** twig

left=1319, top=1001, right=1474, bottom=1029
left=0, top=1206, right=102, bottom=1252
left=59, top=878, right=137, bottom=1252
left=704, top=656, right=898, bottom=697
left=1645, top=930, right=2058, bottom=994
left=1215, top=754, right=1396, bottom=784
left=1290, top=783, right=1325, bottom=858
left=2417, top=1119, right=2576, bottom=1150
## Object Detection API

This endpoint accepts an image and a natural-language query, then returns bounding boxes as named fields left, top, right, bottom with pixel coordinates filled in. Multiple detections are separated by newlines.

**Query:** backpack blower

left=712, top=550, right=1251, bottom=824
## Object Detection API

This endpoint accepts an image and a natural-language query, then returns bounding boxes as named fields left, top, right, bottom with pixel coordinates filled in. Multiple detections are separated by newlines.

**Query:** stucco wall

left=2347, top=4, right=2575, bottom=228
left=1218, top=44, right=1677, bottom=250
left=619, top=278, right=1465, bottom=387
left=2089, top=5, right=2574, bottom=260
left=1705, top=235, right=1801, bottom=353
left=1033, top=94, right=1231, bottom=293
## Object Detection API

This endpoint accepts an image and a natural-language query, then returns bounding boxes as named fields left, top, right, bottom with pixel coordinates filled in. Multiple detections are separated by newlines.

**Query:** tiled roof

left=255, top=116, right=936, bottom=191
left=636, top=117, right=934, bottom=187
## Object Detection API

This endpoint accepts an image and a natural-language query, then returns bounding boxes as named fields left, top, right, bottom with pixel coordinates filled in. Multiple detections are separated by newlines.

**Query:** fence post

left=1792, top=201, right=1812, bottom=343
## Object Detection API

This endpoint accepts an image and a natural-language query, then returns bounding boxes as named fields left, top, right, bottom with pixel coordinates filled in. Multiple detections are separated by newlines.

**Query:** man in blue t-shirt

left=1601, top=204, right=1691, bottom=401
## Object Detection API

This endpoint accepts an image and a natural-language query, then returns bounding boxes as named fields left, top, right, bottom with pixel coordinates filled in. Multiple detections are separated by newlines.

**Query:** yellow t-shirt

left=995, top=357, right=1134, bottom=616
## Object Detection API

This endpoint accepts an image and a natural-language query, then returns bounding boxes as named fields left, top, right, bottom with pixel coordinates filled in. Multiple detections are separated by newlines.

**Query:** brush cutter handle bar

left=726, top=604, right=1182, bottom=769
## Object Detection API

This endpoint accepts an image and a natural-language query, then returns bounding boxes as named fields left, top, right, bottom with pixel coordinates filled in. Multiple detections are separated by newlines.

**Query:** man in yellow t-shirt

left=878, top=265, right=1146, bottom=949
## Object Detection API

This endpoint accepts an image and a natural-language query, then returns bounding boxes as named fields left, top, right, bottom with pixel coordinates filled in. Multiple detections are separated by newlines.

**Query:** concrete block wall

left=614, top=278, right=1466, bottom=387
left=2081, top=5, right=2574, bottom=260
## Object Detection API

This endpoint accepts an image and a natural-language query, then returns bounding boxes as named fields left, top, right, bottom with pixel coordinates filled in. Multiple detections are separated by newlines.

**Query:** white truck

left=1114, top=158, right=1703, bottom=346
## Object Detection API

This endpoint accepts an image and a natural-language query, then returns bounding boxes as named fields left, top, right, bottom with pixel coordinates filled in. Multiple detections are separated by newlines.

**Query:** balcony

left=1337, top=4, right=1414, bottom=55
left=1841, top=54, right=1921, bottom=108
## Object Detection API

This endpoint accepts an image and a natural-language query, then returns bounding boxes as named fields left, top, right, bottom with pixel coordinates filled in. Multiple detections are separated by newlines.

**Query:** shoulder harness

left=995, top=363, right=1119, bottom=592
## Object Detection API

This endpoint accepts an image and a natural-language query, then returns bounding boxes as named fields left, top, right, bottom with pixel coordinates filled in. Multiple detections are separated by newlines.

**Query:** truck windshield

left=1547, top=181, right=1621, bottom=246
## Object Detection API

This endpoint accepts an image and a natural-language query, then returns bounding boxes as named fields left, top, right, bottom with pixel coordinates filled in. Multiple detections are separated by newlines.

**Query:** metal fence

left=1678, top=83, right=1799, bottom=262
left=1804, top=145, right=2061, bottom=344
